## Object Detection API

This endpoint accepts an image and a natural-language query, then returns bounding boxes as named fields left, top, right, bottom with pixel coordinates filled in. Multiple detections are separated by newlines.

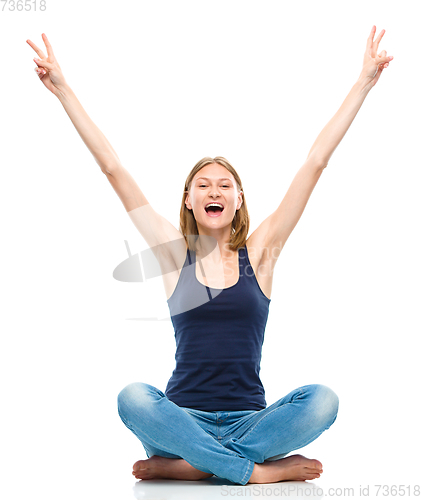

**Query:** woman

left=27, top=27, right=392, bottom=486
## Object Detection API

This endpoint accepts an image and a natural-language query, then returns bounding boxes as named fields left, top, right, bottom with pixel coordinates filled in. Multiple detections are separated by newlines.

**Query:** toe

left=310, top=459, right=323, bottom=471
left=133, top=459, right=145, bottom=472
left=306, top=472, right=320, bottom=480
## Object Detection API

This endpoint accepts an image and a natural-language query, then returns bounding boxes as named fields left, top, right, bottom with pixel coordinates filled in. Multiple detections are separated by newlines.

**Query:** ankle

left=248, top=463, right=262, bottom=483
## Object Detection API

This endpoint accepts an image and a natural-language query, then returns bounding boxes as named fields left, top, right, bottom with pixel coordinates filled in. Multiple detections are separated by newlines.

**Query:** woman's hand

left=360, top=26, right=394, bottom=88
left=26, top=33, right=68, bottom=96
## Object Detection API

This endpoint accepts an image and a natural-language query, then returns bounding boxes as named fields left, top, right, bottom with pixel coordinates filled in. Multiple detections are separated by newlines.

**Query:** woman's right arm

left=53, top=81, right=150, bottom=210
left=28, top=34, right=119, bottom=174
left=55, top=84, right=122, bottom=175
left=54, top=84, right=185, bottom=257
left=28, top=34, right=185, bottom=264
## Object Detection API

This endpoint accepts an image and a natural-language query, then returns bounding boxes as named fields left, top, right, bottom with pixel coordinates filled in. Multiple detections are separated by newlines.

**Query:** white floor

left=4, top=411, right=420, bottom=500
left=4, top=386, right=420, bottom=500
left=131, top=477, right=324, bottom=499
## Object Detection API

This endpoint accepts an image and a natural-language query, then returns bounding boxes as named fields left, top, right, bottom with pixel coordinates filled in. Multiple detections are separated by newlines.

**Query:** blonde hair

left=179, top=156, right=249, bottom=252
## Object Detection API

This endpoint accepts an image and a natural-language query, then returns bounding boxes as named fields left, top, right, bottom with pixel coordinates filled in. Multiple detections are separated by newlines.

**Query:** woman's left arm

left=256, top=26, right=393, bottom=254
left=307, top=25, right=393, bottom=166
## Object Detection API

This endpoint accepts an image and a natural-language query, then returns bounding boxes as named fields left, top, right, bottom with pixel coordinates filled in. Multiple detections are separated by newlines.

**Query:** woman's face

left=185, top=163, right=243, bottom=229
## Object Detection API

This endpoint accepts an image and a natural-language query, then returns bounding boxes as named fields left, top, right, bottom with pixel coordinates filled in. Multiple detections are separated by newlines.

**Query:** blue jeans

left=117, top=382, right=339, bottom=486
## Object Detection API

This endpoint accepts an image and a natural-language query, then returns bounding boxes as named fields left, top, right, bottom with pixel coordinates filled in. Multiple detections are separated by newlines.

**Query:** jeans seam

left=119, top=408, right=243, bottom=471
left=235, top=406, right=278, bottom=445
left=236, top=389, right=306, bottom=446
left=240, top=459, right=252, bottom=485
left=238, top=397, right=301, bottom=446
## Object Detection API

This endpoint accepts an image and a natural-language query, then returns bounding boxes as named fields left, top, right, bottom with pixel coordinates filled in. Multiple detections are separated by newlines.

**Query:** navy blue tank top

left=164, top=244, right=271, bottom=411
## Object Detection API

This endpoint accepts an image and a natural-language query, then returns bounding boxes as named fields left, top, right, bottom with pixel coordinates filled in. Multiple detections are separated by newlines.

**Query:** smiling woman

left=120, top=155, right=336, bottom=486
left=180, top=157, right=249, bottom=254
left=29, top=25, right=393, bottom=486
left=204, top=202, right=224, bottom=215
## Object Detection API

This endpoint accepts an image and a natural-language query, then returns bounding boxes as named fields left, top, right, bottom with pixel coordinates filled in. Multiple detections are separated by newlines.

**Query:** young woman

left=28, top=27, right=392, bottom=486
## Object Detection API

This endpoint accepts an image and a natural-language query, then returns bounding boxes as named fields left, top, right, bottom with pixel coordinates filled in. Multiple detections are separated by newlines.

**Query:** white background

left=1, top=1, right=421, bottom=499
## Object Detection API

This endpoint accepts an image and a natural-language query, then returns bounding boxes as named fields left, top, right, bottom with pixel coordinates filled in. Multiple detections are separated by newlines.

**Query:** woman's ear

left=236, top=191, right=243, bottom=210
left=185, top=193, right=192, bottom=210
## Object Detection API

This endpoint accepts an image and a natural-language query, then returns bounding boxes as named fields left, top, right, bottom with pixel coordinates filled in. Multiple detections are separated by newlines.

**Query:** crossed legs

left=117, top=382, right=339, bottom=485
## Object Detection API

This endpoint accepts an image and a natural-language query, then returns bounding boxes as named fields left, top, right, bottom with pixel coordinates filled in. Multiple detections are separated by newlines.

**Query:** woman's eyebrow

left=195, top=177, right=233, bottom=182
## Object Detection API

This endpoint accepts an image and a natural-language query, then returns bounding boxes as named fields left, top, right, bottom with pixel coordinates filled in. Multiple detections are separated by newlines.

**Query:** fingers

left=366, top=25, right=376, bottom=51
left=376, top=50, right=393, bottom=63
left=367, top=25, right=376, bottom=42
left=26, top=39, right=47, bottom=60
left=374, top=29, right=385, bottom=50
left=377, top=49, right=387, bottom=60
left=26, top=33, right=56, bottom=66
left=33, top=57, right=54, bottom=71
left=366, top=26, right=386, bottom=58
left=34, top=66, right=46, bottom=76
left=41, top=33, right=56, bottom=61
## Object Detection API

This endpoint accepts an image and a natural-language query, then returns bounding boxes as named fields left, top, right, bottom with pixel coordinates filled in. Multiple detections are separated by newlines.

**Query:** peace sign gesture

left=360, top=26, right=394, bottom=87
left=26, top=33, right=67, bottom=95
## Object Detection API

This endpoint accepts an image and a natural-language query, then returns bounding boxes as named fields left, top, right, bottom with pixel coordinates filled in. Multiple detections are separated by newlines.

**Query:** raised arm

left=27, top=33, right=121, bottom=172
left=249, top=26, right=394, bottom=261
left=27, top=34, right=185, bottom=268
left=307, top=25, right=393, bottom=167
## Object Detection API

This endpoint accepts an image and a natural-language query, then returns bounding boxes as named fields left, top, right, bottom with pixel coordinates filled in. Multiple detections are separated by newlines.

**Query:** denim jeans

left=117, top=382, right=339, bottom=486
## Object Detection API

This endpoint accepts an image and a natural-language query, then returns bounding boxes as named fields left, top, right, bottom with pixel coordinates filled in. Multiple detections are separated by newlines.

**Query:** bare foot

left=248, top=454, right=323, bottom=484
left=132, top=455, right=214, bottom=481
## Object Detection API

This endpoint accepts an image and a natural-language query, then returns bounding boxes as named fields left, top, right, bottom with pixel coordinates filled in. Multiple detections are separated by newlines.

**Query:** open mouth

left=204, top=203, right=224, bottom=217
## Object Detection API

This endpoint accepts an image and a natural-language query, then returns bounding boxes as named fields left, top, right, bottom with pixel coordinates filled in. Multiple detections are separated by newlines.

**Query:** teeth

left=205, top=203, right=224, bottom=209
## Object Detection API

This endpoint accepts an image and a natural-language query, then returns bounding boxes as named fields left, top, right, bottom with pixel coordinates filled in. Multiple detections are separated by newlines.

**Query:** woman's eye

left=198, top=184, right=230, bottom=188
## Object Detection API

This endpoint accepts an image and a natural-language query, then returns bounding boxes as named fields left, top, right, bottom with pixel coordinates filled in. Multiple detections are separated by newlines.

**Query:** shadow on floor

left=133, top=476, right=324, bottom=499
